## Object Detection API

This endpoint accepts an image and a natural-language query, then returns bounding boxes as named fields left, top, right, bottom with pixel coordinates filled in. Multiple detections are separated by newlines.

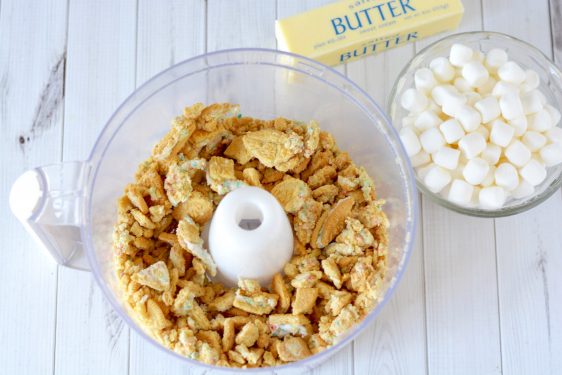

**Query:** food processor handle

left=9, top=161, right=91, bottom=271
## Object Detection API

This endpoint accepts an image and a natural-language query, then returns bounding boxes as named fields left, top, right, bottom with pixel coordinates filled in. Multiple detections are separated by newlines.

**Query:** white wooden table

left=1, top=1, right=561, bottom=374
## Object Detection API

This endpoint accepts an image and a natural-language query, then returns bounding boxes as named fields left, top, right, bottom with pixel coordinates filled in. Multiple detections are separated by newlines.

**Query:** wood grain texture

left=54, top=1, right=137, bottom=374
left=416, top=2, right=502, bottom=375
left=0, top=1, right=67, bottom=374
left=482, top=0, right=562, bottom=373
left=129, top=1, right=205, bottom=373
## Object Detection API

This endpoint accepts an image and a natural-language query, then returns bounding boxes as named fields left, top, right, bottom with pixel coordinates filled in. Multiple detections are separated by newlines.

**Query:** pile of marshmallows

left=399, top=43, right=562, bottom=209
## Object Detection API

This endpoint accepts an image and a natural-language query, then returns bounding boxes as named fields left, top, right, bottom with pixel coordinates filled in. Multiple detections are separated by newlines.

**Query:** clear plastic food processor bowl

left=10, top=49, right=417, bottom=373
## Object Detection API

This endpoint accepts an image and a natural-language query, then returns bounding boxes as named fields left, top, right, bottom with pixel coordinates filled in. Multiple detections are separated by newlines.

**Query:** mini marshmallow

left=499, top=92, right=524, bottom=120
left=475, top=125, right=490, bottom=141
left=455, top=105, right=482, bottom=132
left=521, top=90, right=544, bottom=115
left=423, top=165, right=452, bottom=193
left=522, top=131, right=547, bottom=152
left=410, top=150, right=431, bottom=167
left=458, top=132, right=486, bottom=159
left=481, top=143, right=502, bottom=165
left=463, top=157, right=490, bottom=185
left=401, top=88, right=428, bottom=113
left=545, top=104, right=561, bottom=126
left=399, top=127, right=422, bottom=156
left=449, top=44, right=474, bottom=67
left=465, top=92, right=482, bottom=106
left=521, top=69, right=540, bottom=93
left=479, top=186, right=507, bottom=209
left=509, top=116, right=528, bottom=136
left=476, top=77, right=497, bottom=95
left=495, top=163, right=519, bottom=191
left=505, top=140, right=532, bottom=167
left=520, top=159, right=547, bottom=186
left=492, top=81, right=519, bottom=97
left=419, top=127, right=446, bottom=154
left=490, top=119, right=515, bottom=147
left=481, top=165, right=496, bottom=187
left=545, top=127, right=562, bottom=143
left=414, top=110, right=441, bottom=131
left=498, top=61, right=526, bottom=85
left=416, top=164, right=434, bottom=180
left=402, top=115, right=417, bottom=129
left=512, top=180, right=535, bottom=199
left=470, top=186, right=482, bottom=207
left=528, top=109, right=554, bottom=132
left=429, top=57, right=456, bottom=82
left=431, top=85, right=466, bottom=106
left=485, top=48, right=508, bottom=71
left=439, top=119, right=465, bottom=144
left=539, top=142, right=562, bottom=166
left=448, top=179, right=474, bottom=205
left=462, top=61, right=490, bottom=87
left=433, top=147, right=461, bottom=170
left=454, top=77, right=471, bottom=92
left=415, top=68, right=438, bottom=92
left=474, top=96, right=501, bottom=123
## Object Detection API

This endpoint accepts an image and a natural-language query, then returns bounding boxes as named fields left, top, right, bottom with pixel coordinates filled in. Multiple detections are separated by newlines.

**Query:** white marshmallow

left=476, top=77, right=497, bottom=95
left=448, top=179, right=474, bottom=205
left=545, top=104, right=561, bottom=126
left=485, top=48, right=508, bottom=71
left=423, top=165, right=452, bottom=193
left=545, top=127, right=562, bottom=143
left=521, top=90, right=544, bottom=114
left=494, top=162, right=519, bottom=190
left=522, top=131, right=547, bottom=152
left=410, top=150, right=431, bottom=167
left=528, top=109, right=554, bottom=132
left=466, top=92, right=483, bottom=106
left=539, top=142, right=562, bottom=166
left=415, top=68, right=438, bottom=92
left=473, top=51, right=485, bottom=63
left=449, top=44, right=474, bottom=67
left=431, top=85, right=466, bottom=107
left=492, top=81, right=519, bottom=97
left=498, top=61, right=526, bottom=84
left=463, top=157, right=490, bottom=185
left=399, top=127, right=422, bottom=156
left=474, top=96, right=501, bottom=123
left=429, top=57, right=456, bottom=82
left=520, top=159, right=547, bottom=186
left=490, top=119, right=515, bottom=147
left=505, top=140, right=532, bottom=167
left=509, top=116, right=528, bottom=136
left=475, top=125, right=490, bottom=141
left=480, top=165, right=495, bottom=186
left=419, top=127, right=446, bottom=154
left=454, top=77, right=471, bottom=92
left=414, top=110, right=441, bottom=131
left=499, top=91, right=524, bottom=120
left=416, top=164, right=434, bottom=180
left=481, top=143, right=502, bottom=165
left=401, top=88, right=428, bottom=113
left=462, top=61, right=490, bottom=87
left=455, top=105, right=482, bottom=132
left=470, top=186, right=482, bottom=207
left=402, top=115, right=417, bottom=129
left=459, top=132, right=487, bottom=159
left=433, top=147, right=461, bottom=170
left=427, top=100, right=441, bottom=113
left=521, top=69, right=540, bottom=92
left=439, top=119, right=465, bottom=144
left=442, top=100, right=464, bottom=118
left=512, top=180, right=535, bottom=199
left=479, top=186, right=507, bottom=209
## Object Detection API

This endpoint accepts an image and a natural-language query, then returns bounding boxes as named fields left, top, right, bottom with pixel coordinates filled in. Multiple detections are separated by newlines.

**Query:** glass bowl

left=389, top=31, right=562, bottom=217
left=10, top=49, right=418, bottom=373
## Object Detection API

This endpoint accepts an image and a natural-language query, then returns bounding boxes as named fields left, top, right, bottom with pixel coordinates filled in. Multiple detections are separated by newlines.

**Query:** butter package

left=276, top=0, right=464, bottom=66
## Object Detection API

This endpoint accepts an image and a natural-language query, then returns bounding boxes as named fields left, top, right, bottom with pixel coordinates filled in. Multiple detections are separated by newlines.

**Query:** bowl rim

left=388, top=31, right=562, bottom=217
left=83, top=47, right=419, bottom=372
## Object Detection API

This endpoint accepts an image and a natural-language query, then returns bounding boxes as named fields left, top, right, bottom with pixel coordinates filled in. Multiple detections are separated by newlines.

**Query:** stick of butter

left=276, top=0, right=464, bottom=66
